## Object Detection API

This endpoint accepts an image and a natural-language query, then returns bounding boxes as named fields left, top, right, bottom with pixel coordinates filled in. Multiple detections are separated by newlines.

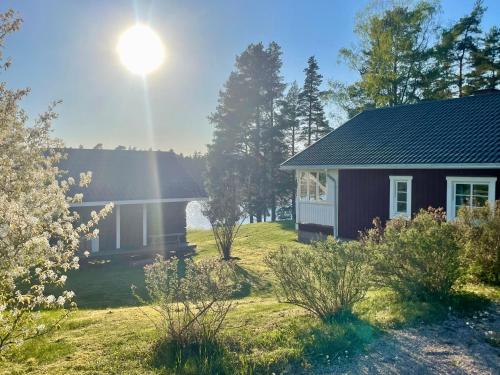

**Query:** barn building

left=60, top=149, right=206, bottom=253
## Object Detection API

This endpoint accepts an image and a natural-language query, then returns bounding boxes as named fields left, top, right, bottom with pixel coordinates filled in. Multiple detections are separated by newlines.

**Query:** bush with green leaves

left=265, top=239, right=370, bottom=322
left=456, top=201, right=500, bottom=285
left=363, top=208, right=461, bottom=301
left=138, top=256, right=240, bottom=350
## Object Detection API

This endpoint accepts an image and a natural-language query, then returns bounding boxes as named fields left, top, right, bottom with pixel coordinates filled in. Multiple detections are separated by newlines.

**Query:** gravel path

left=320, top=304, right=500, bottom=374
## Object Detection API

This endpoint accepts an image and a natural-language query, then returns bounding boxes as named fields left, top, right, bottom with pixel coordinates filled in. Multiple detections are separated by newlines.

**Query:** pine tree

left=299, top=56, right=329, bottom=146
left=278, top=82, right=302, bottom=220
left=207, top=42, right=287, bottom=223
left=468, top=26, right=500, bottom=91
left=433, top=0, right=485, bottom=97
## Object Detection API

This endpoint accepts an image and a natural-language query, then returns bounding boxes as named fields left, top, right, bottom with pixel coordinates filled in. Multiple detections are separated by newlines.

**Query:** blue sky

left=2, top=0, right=499, bottom=154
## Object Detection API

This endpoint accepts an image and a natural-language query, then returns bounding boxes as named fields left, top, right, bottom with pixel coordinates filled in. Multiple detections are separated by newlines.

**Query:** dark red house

left=281, top=90, right=500, bottom=241
left=60, top=149, right=206, bottom=253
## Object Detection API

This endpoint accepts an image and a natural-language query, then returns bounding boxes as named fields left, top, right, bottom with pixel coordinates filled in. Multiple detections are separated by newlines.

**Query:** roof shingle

left=59, top=149, right=206, bottom=202
left=282, top=92, right=500, bottom=168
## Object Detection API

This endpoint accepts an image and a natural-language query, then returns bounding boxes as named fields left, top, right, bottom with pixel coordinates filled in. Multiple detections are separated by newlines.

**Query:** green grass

left=2, top=221, right=499, bottom=374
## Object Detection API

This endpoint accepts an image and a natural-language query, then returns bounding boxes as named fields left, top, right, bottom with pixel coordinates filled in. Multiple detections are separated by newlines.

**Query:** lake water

left=186, top=201, right=283, bottom=229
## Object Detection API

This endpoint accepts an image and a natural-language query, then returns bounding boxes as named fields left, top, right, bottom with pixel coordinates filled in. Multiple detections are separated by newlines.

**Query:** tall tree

left=278, top=82, right=302, bottom=220
left=336, top=1, right=438, bottom=114
left=468, top=26, right=500, bottom=91
left=433, top=0, right=485, bottom=97
left=299, top=56, right=330, bottom=145
left=207, top=42, right=286, bottom=223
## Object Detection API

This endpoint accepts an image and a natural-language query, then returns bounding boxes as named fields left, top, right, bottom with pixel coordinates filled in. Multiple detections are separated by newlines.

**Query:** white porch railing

left=296, top=200, right=335, bottom=227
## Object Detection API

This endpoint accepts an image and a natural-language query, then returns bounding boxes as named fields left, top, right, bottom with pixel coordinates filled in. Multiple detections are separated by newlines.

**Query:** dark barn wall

left=74, top=206, right=116, bottom=251
left=120, top=204, right=143, bottom=249
left=338, top=168, right=500, bottom=239
left=147, top=202, right=188, bottom=243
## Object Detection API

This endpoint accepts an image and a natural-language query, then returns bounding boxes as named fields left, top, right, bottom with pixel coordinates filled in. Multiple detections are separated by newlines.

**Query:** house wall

left=338, top=168, right=500, bottom=239
left=75, top=201, right=188, bottom=252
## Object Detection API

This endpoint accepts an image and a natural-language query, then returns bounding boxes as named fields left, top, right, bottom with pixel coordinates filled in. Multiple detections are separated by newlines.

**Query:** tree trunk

left=271, top=199, right=276, bottom=222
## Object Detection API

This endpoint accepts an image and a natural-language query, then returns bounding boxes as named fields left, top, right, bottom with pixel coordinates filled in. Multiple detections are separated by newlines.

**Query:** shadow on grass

left=148, top=313, right=378, bottom=375
left=232, top=264, right=273, bottom=298
left=150, top=337, right=231, bottom=375
left=356, top=288, right=492, bottom=329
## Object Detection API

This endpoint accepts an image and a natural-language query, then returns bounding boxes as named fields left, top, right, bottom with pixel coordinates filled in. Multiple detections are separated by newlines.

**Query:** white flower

left=46, top=295, right=56, bottom=304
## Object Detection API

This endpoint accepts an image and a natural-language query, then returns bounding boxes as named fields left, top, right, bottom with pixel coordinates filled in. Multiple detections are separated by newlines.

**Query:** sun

left=117, top=24, right=165, bottom=76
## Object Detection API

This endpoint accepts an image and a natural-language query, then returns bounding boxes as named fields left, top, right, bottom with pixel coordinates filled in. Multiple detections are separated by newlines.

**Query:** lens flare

left=117, top=24, right=165, bottom=75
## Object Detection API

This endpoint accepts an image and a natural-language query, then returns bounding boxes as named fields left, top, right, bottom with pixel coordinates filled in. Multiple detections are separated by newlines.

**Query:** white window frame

left=446, top=176, right=497, bottom=220
left=389, top=176, right=413, bottom=219
left=297, top=171, right=327, bottom=202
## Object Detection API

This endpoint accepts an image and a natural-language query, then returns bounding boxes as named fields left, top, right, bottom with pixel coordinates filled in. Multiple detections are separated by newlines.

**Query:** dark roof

left=282, top=91, right=500, bottom=168
left=59, top=149, right=206, bottom=202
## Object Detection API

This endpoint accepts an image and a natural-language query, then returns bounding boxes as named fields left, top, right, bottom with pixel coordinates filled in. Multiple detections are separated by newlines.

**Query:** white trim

left=281, top=163, right=500, bottom=171
left=70, top=197, right=207, bottom=208
left=446, top=176, right=497, bottom=220
left=142, top=204, right=148, bottom=247
left=116, top=205, right=121, bottom=249
left=389, top=176, right=413, bottom=219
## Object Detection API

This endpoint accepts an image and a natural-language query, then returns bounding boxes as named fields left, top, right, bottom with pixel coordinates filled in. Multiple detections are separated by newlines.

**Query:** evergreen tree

left=279, top=82, right=301, bottom=156
left=299, top=56, right=330, bottom=146
left=206, top=42, right=287, bottom=223
left=468, top=26, right=500, bottom=91
left=278, top=82, right=302, bottom=220
left=433, top=0, right=485, bottom=97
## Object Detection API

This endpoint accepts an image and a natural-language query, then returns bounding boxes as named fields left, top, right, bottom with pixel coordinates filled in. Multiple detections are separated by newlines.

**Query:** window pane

left=397, top=201, right=407, bottom=212
left=472, top=195, right=487, bottom=207
left=455, top=195, right=470, bottom=207
left=397, top=181, right=407, bottom=193
left=472, top=184, right=489, bottom=197
left=308, top=172, right=317, bottom=200
left=397, top=191, right=407, bottom=202
left=318, top=172, right=327, bottom=200
left=299, top=172, right=307, bottom=199
left=456, top=184, right=470, bottom=195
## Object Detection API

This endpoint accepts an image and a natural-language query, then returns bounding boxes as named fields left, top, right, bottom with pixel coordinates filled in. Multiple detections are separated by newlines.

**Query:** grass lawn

left=1, top=222, right=498, bottom=374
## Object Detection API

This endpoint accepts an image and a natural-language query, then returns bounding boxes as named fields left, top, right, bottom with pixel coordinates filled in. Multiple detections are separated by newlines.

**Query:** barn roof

left=282, top=90, right=500, bottom=169
left=59, top=149, right=206, bottom=203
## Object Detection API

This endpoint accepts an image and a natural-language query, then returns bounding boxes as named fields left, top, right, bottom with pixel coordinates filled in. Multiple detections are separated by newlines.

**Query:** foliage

left=265, top=239, right=370, bottom=322
left=468, top=26, right=500, bottom=91
left=2, top=223, right=499, bottom=374
left=202, top=177, right=245, bottom=260
left=138, top=256, right=239, bottom=369
left=432, top=0, right=485, bottom=97
left=207, top=42, right=288, bottom=223
left=363, top=208, right=461, bottom=301
left=456, top=201, right=500, bottom=284
left=0, top=10, right=111, bottom=354
left=298, top=56, right=330, bottom=145
left=335, top=1, right=439, bottom=115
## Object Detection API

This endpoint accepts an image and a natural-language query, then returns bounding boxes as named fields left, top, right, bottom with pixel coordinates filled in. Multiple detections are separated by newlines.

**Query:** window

left=297, top=171, right=327, bottom=201
left=389, top=176, right=412, bottom=218
left=446, top=177, right=497, bottom=219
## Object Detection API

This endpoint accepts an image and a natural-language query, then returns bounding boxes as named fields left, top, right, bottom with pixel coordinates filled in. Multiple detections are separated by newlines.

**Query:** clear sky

left=2, top=0, right=499, bottom=154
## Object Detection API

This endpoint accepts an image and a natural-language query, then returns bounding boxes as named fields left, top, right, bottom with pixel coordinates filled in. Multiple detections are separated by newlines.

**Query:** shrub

left=137, top=256, right=239, bottom=369
left=265, top=239, right=370, bottom=322
left=364, top=208, right=461, bottom=301
left=456, top=201, right=500, bottom=285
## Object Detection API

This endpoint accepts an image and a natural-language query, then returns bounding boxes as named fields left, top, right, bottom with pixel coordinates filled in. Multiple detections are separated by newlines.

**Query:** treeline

left=333, top=0, right=500, bottom=116
left=206, top=0, right=499, bottom=222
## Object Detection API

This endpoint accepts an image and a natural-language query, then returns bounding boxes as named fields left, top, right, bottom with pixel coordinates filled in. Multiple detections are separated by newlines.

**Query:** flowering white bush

left=0, top=10, right=112, bottom=353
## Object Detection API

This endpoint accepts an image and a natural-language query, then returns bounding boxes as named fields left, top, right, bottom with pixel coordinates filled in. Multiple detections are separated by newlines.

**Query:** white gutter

left=280, top=163, right=500, bottom=171
left=70, top=197, right=207, bottom=208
